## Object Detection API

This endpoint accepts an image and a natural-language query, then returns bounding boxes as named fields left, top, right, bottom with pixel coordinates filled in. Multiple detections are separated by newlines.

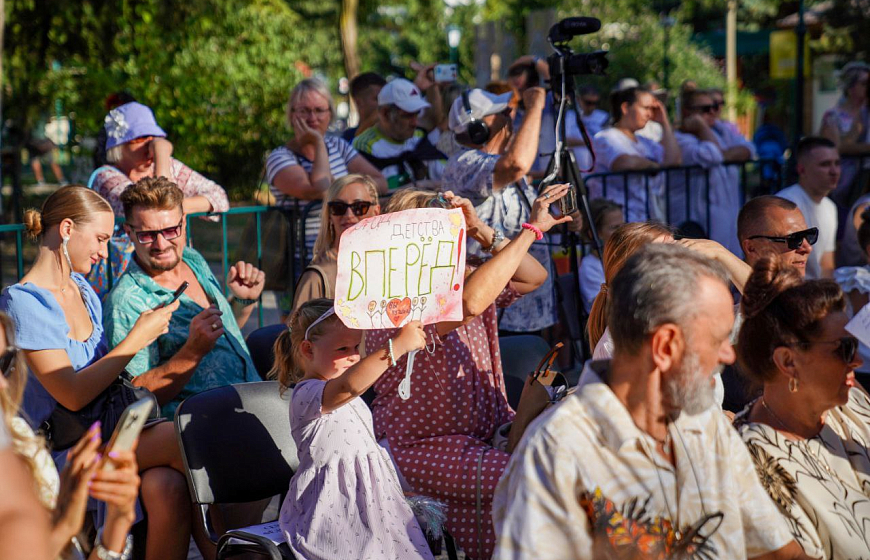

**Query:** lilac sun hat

left=104, top=102, right=167, bottom=150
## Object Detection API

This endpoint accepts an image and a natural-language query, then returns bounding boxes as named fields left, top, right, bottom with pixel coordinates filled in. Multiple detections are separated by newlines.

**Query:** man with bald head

left=737, top=195, right=816, bottom=278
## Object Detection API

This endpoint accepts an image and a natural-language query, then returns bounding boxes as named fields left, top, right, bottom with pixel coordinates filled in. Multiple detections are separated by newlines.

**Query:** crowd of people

left=2, top=57, right=870, bottom=560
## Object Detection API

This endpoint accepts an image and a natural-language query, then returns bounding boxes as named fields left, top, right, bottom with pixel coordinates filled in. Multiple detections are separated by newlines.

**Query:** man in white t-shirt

left=777, top=136, right=842, bottom=278
left=353, top=77, right=445, bottom=190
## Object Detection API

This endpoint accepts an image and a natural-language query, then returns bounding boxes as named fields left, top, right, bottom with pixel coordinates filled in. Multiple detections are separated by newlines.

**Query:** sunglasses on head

left=1, top=346, right=18, bottom=380
left=747, top=227, right=819, bottom=250
left=327, top=200, right=373, bottom=217
left=796, top=336, right=859, bottom=364
left=127, top=220, right=184, bottom=244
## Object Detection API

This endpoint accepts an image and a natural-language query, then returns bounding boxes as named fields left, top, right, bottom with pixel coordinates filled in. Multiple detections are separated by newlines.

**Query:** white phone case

left=102, top=398, right=154, bottom=472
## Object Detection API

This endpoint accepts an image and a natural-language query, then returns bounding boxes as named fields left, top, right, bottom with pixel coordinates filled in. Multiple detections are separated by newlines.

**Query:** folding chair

left=245, top=323, right=287, bottom=380
left=174, top=381, right=298, bottom=559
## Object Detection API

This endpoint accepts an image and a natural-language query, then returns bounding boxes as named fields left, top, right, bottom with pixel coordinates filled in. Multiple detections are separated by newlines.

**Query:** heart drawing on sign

left=386, top=297, right=412, bottom=327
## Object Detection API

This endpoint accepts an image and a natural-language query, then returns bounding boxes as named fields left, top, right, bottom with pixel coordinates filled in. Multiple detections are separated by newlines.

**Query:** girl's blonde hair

left=384, top=187, right=438, bottom=213
left=587, top=222, right=673, bottom=349
left=270, top=299, right=342, bottom=390
left=312, top=175, right=381, bottom=261
left=23, top=185, right=113, bottom=239
left=0, top=312, right=53, bottom=508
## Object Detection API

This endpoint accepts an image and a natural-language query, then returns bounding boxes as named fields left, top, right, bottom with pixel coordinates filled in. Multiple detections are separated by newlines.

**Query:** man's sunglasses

left=1, top=346, right=19, bottom=379
left=327, top=200, right=373, bottom=217
left=581, top=98, right=599, bottom=106
left=127, top=220, right=184, bottom=244
left=747, top=227, right=819, bottom=250
left=795, top=336, right=860, bottom=364
left=691, top=104, right=717, bottom=114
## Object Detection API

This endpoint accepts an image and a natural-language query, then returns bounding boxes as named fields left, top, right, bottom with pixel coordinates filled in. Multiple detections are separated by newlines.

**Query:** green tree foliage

left=4, top=0, right=342, bottom=197
left=483, top=0, right=726, bottom=93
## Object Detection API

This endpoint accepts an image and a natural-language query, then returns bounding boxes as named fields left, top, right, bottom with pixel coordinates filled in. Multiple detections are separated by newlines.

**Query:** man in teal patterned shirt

left=103, top=177, right=264, bottom=417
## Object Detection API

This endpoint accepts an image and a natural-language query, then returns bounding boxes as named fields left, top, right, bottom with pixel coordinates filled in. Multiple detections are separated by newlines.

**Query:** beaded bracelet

left=521, top=222, right=544, bottom=241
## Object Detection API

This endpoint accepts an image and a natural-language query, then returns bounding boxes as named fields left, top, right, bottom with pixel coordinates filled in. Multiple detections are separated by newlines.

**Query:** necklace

left=760, top=397, right=819, bottom=439
left=761, top=397, right=856, bottom=489
left=636, top=420, right=678, bottom=525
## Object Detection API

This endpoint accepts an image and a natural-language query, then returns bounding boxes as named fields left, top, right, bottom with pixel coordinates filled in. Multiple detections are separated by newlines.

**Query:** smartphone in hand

left=101, top=398, right=154, bottom=472
left=434, top=64, right=457, bottom=83
left=164, top=281, right=189, bottom=307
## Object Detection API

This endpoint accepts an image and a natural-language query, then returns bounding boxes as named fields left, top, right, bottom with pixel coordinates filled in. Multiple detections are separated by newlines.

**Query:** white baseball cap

left=448, top=89, right=513, bottom=134
left=612, top=78, right=640, bottom=92
left=377, top=78, right=431, bottom=113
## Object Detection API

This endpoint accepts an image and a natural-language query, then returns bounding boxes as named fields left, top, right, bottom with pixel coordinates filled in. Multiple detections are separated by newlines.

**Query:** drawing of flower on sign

left=334, top=208, right=466, bottom=328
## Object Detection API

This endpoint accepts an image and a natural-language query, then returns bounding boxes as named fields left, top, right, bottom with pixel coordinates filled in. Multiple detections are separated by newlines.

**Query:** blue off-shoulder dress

left=0, top=273, right=142, bottom=528
left=0, top=273, right=109, bottom=429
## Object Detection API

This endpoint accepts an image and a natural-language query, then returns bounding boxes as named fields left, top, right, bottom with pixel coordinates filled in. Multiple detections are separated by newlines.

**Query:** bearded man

left=492, top=244, right=816, bottom=560
left=103, top=177, right=263, bottom=417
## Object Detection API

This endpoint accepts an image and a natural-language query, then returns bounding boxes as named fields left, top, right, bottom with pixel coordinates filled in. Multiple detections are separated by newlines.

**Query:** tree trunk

left=339, top=0, right=360, bottom=80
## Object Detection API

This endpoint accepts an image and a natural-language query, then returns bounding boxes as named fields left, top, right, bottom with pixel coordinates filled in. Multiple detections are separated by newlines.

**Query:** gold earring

left=789, top=377, right=799, bottom=393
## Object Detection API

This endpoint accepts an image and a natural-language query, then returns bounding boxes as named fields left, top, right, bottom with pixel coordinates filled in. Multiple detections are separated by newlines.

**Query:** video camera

left=546, top=17, right=609, bottom=81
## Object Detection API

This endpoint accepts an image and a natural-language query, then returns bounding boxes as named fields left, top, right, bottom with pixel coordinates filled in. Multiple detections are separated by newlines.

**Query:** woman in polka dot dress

left=366, top=183, right=573, bottom=559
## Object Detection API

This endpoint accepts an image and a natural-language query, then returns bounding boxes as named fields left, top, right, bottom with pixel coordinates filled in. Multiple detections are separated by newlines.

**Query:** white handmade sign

left=846, top=303, right=870, bottom=348
left=333, top=207, right=466, bottom=329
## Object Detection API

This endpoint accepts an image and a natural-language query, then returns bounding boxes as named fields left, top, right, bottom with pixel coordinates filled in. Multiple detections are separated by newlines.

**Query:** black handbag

left=43, top=371, right=161, bottom=451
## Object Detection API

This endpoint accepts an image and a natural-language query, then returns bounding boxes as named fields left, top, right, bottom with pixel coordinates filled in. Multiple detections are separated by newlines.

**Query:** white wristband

left=387, top=339, right=398, bottom=367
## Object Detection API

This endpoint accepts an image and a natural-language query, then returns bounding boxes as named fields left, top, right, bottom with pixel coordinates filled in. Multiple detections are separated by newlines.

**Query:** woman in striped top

left=267, top=80, right=387, bottom=313
left=267, top=78, right=387, bottom=207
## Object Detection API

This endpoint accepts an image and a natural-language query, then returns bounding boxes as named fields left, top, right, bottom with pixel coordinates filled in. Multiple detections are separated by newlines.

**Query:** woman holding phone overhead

left=365, top=183, right=572, bottom=559
left=0, top=186, right=196, bottom=560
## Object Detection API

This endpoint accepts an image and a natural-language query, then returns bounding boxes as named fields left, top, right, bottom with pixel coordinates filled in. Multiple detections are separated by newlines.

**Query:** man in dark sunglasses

left=738, top=196, right=814, bottom=278
left=672, top=89, right=754, bottom=255
left=105, top=177, right=264, bottom=418
left=777, top=136, right=841, bottom=279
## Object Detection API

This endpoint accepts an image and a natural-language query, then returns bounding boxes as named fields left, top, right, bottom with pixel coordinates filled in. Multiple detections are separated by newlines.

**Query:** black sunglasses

left=747, top=227, right=819, bottom=250
left=1, top=346, right=18, bottom=379
left=328, top=200, right=373, bottom=217
left=691, top=104, right=717, bottom=114
left=796, top=336, right=859, bottom=364
left=127, top=220, right=184, bottom=244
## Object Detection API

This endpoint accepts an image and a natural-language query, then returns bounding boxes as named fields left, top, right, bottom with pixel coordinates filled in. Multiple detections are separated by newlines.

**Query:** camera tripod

left=538, top=59, right=602, bottom=329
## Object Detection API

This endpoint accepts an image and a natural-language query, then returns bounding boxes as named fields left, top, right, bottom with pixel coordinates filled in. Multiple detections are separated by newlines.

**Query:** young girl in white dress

left=271, top=298, right=434, bottom=560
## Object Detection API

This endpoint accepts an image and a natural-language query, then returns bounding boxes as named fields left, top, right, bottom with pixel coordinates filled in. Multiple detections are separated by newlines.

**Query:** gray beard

left=664, top=351, right=720, bottom=416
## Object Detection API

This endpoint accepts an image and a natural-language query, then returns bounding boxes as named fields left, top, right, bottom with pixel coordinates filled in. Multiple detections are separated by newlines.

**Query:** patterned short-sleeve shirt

left=90, top=159, right=229, bottom=220
left=493, top=360, right=795, bottom=560
left=441, top=149, right=557, bottom=331
left=102, top=248, right=259, bottom=418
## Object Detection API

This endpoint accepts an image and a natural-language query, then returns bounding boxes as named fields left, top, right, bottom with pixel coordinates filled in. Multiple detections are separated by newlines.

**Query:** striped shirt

left=266, top=136, right=359, bottom=209
left=266, top=136, right=360, bottom=259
